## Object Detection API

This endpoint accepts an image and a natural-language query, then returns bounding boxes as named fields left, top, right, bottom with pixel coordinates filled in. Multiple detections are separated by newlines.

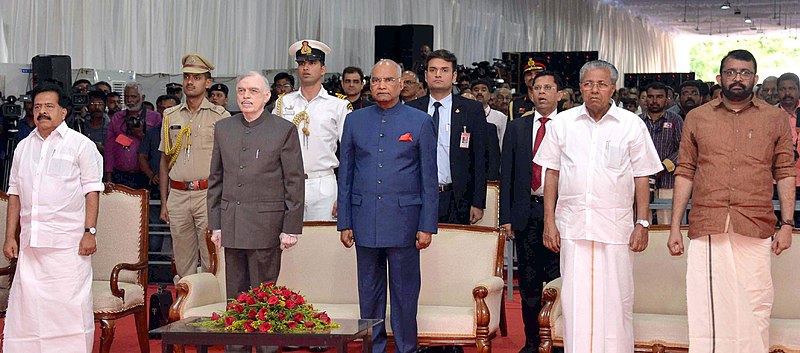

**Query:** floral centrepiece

left=193, top=282, right=339, bottom=333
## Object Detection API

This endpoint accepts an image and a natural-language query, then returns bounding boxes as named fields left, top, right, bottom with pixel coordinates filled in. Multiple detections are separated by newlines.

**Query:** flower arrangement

left=195, top=282, right=339, bottom=333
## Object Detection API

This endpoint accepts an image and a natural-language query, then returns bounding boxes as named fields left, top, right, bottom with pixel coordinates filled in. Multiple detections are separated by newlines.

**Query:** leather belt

left=438, top=184, right=453, bottom=193
left=305, top=169, right=335, bottom=179
left=531, top=195, right=544, bottom=204
left=170, top=179, right=209, bottom=191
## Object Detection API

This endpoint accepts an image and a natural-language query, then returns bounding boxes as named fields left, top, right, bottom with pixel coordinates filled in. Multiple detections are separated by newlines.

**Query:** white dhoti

left=304, top=171, right=337, bottom=221
left=560, top=239, right=634, bottom=353
left=687, top=229, right=772, bottom=353
left=3, top=246, right=94, bottom=353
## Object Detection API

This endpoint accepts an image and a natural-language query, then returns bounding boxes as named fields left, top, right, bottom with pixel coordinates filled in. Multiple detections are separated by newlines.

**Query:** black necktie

left=432, top=101, right=442, bottom=129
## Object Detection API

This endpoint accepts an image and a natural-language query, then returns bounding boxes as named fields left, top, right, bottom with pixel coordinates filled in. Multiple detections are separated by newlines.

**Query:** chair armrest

left=539, top=277, right=562, bottom=342
left=169, top=273, right=225, bottom=322
left=0, top=260, right=16, bottom=288
left=473, top=276, right=504, bottom=332
left=109, top=260, right=148, bottom=299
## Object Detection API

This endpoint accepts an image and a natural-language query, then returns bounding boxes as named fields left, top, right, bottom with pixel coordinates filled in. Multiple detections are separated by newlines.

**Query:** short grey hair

left=493, top=88, right=511, bottom=96
left=579, top=60, right=618, bottom=82
left=124, top=82, right=143, bottom=95
left=374, top=59, right=403, bottom=77
left=236, top=71, right=270, bottom=91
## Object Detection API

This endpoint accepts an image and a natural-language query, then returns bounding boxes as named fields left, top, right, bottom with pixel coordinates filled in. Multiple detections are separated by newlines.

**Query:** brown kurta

left=674, top=97, right=796, bottom=239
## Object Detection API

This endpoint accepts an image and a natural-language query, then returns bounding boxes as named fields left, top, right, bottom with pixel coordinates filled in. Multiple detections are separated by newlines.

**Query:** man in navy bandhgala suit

left=337, top=59, right=439, bottom=353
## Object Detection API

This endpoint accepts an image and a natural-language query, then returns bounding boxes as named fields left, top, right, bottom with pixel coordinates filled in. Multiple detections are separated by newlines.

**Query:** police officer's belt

left=170, top=179, right=209, bottom=191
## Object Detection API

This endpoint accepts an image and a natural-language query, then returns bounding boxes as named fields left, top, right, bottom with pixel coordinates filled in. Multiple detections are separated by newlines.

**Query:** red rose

left=243, top=320, right=255, bottom=332
left=227, top=302, right=236, bottom=310
left=259, top=322, right=273, bottom=332
left=281, top=289, right=293, bottom=297
left=304, top=321, right=316, bottom=328
left=248, top=309, right=257, bottom=319
left=293, top=312, right=304, bottom=322
left=257, top=291, right=268, bottom=300
left=257, top=308, right=267, bottom=321
left=211, top=312, right=221, bottom=321
left=278, top=312, right=286, bottom=320
left=287, top=321, right=297, bottom=329
left=285, top=300, right=296, bottom=309
left=225, top=316, right=236, bottom=327
left=265, top=281, right=276, bottom=287
left=234, top=304, right=244, bottom=313
left=267, top=296, right=279, bottom=305
left=320, top=313, right=331, bottom=324
left=296, top=296, right=305, bottom=305
left=237, top=293, right=252, bottom=303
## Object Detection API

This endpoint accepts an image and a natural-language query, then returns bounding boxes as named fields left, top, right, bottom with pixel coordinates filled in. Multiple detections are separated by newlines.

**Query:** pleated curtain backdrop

left=0, top=0, right=677, bottom=82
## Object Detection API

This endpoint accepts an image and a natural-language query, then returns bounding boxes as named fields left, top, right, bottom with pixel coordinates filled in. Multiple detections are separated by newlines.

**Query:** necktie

left=531, top=117, right=550, bottom=191
left=432, top=101, right=442, bottom=128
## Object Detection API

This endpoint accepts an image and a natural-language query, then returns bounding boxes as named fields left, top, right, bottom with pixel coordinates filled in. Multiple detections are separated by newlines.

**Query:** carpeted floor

left=0, top=285, right=543, bottom=353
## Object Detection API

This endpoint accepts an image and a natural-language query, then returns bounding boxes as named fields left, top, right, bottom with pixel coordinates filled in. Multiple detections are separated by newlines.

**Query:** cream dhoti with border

left=560, top=238, right=635, bottom=353
left=3, top=246, right=94, bottom=353
left=686, top=217, right=772, bottom=353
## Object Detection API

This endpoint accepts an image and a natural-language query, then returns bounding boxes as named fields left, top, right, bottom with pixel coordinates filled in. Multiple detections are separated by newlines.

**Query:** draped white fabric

left=0, top=0, right=676, bottom=80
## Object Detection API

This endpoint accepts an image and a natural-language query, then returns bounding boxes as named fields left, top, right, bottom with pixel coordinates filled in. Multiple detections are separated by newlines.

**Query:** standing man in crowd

left=105, top=82, right=160, bottom=188
left=209, top=71, right=304, bottom=353
left=535, top=60, right=663, bottom=353
left=407, top=49, right=486, bottom=226
left=208, top=83, right=230, bottom=110
left=669, top=49, right=795, bottom=353
left=338, top=59, right=438, bottom=353
left=341, top=66, right=373, bottom=110
left=509, top=59, right=546, bottom=121
left=273, top=40, right=351, bottom=221
left=401, top=70, right=421, bottom=103
left=758, top=76, right=780, bottom=106
left=106, top=92, right=122, bottom=116
left=640, top=82, right=683, bottom=225
left=83, top=90, right=110, bottom=154
left=491, top=88, right=512, bottom=114
left=156, top=94, right=180, bottom=116
left=499, top=70, right=564, bottom=353
left=472, top=79, right=507, bottom=149
left=667, top=80, right=703, bottom=119
left=3, top=83, right=104, bottom=352
left=159, top=54, right=230, bottom=279
left=166, top=82, right=184, bottom=102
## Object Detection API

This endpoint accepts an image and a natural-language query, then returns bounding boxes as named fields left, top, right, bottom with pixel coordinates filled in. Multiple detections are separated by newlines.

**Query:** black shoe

left=282, top=347, right=300, bottom=351
left=417, top=347, right=443, bottom=353
left=310, top=347, right=328, bottom=352
left=518, top=345, right=536, bottom=353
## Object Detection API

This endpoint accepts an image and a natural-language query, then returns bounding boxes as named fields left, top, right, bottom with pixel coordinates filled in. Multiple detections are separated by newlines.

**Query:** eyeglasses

left=722, top=69, right=755, bottom=79
left=370, top=77, right=400, bottom=85
left=276, top=83, right=293, bottom=89
left=580, top=81, right=612, bottom=90
left=533, top=85, right=557, bottom=91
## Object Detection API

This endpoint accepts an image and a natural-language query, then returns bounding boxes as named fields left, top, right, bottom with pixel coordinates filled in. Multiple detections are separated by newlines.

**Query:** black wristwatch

left=85, top=227, right=97, bottom=235
left=780, top=219, right=795, bottom=228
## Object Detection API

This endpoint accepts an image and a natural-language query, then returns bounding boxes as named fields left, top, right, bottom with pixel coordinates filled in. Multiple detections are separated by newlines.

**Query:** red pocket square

left=398, top=133, right=413, bottom=142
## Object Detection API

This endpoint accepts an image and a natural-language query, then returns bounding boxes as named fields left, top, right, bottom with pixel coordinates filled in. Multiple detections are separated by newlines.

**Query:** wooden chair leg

left=134, top=309, right=151, bottom=353
left=499, top=292, right=508, bottom=336
left=476, top=338, right=491, bottom=353
left=99, top=319, right=116, bottom=353
left=652, top=344, right=666, bottom=353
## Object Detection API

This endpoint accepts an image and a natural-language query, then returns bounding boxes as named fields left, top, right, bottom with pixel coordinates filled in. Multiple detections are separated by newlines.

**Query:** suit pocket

left=221, top=200, right=229, bottom=210
left=398, top=194, right=423, bottom=207
left=257, top=201, right=285, bottom=212
left=352, top=194, right=363, bottom=206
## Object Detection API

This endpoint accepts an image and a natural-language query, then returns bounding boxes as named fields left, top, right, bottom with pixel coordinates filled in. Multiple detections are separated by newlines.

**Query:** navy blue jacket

left=337, top=102, right=439, bottom=247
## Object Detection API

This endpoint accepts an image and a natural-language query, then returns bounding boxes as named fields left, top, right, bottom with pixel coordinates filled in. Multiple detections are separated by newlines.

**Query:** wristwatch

left=780, top=219, right=795, bottom=228
left=85, top=227, right=97, bottom=235
left=635, top=219, right=650, bottom=228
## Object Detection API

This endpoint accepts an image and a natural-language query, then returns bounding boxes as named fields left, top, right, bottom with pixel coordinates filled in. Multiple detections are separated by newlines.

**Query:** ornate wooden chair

left=92, top=183, right=150, bottom=353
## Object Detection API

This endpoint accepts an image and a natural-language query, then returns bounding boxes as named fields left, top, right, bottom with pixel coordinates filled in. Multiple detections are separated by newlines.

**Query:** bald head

left=371, top=59, right=404, bottom=108
left=373, top=59, right=403, bottom=77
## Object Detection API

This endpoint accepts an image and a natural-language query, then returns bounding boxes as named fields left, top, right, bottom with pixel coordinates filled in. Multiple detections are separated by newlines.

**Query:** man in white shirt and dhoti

left=535, top=60, right=663, bottom=353
left=3, top=83, right=104, bottom=353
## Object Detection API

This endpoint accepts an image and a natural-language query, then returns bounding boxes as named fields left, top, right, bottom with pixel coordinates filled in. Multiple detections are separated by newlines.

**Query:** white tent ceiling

left=605, top=0, right=800, bottom=36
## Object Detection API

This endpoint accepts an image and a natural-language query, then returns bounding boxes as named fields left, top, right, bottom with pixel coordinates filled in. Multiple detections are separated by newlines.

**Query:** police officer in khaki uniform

left=508, top=58, right=545, bottom=121
left=159, top=53, right=230, bottom=278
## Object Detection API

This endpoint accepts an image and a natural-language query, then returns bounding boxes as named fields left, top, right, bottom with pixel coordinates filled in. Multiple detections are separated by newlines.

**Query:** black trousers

left=514, top=200, right=560, bottom=351
left=438, top=189, right=470, bottom=225
left=224, top=247, right=283, bottom=353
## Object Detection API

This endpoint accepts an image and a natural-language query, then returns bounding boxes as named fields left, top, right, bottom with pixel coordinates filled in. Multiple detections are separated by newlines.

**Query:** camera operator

left=104, top=82, right=162, bottom=186
left=16, top=92, right=36, bottom=143
left=82, top=90, right=110, bottom=154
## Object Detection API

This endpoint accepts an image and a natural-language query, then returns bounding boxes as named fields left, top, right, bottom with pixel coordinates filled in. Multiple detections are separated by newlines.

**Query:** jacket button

left=238, top=183, right=243, bottom=187
left=378, top=148, right=384, bottom=152
left=378, top=180, right=382, bottom=184
left=240, top=166, right=244, bottom=169
left=236, top=201, right=241, bottom=205
left=379, top=133, right=384, bottom=137
left=377, top=195, right=382, bottom=200
left=378, top=163, right=383, bottom=168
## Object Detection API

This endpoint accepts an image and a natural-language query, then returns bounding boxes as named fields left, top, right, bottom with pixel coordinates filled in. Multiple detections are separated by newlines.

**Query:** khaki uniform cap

left=182, top=53, right=215, bottom=73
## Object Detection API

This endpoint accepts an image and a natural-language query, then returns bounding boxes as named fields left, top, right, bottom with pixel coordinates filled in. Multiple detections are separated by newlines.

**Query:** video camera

left=322, top=74, right=343, bottom=96
left=1, top=95, right=28, bottom=135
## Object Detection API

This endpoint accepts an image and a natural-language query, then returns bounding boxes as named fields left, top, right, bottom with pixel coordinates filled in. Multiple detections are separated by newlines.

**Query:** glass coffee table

left=152, top=317, right=382, bottom=353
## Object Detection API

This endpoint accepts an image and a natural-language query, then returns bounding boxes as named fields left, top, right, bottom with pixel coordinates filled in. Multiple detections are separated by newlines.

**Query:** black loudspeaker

left=502, top=51, right=599, bottom=93
left=624, top=73, right=696, bottom=92
left=374, top=24, right=434, bottom=71
left=31, top=55, right=72, bottom=89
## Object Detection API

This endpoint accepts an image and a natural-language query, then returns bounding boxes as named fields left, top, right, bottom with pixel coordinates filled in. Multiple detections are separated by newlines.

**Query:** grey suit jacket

left=207, top=111, right=305, bottom=249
